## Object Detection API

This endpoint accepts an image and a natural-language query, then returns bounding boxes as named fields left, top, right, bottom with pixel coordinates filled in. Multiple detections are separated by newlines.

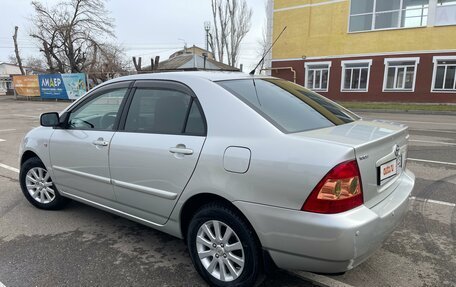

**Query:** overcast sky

left=0, top=0, right=267, bottom=70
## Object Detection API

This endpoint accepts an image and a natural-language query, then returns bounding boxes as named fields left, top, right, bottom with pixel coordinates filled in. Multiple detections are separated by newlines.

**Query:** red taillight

left=302, top=160, right=363, bottom=214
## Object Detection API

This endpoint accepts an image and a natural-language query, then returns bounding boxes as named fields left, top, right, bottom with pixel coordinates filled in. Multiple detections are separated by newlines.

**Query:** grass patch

left=338, top=102, right=456, bottom=112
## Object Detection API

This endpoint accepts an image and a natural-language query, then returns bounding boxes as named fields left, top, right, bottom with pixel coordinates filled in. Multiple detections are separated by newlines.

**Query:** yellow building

left=268, top=0, right=456, bottom=102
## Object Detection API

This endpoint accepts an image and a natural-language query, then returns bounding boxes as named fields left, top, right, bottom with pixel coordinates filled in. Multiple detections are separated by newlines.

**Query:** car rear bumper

left=233, top=169, right=415, bottom=273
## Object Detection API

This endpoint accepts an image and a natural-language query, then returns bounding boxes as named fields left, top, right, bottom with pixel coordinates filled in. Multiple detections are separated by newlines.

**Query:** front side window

left=432, top=57, right=456, bottom=92
left=68, top=88, right=128, bottom=130
left=218, top=79, right=358, bottom=133
left=124, top=88, right=205, bottom=135
left=305, top=62, right=331, bottom=92
left=341, top=60, right=372, bottom=92
left=383, top=58, right=419, bottom=91
left=349, top=0, right=429, bottom=32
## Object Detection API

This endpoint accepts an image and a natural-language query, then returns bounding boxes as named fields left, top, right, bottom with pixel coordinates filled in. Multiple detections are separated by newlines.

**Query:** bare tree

left=30, top=0, right=116, bottom=74
left=209, top=0, right=252, bottom=67
left=257, top=26, right=268, bottom=72
left=7, top=54, right=46, bottom=72
left=257, top=0, right=271, bottom=72
left=132, top=57, right=142, bottom=72
left=86, top=43, right=129, bottom=83
left=132, top=55, right=160, bottom=73
left=227, top=0, right=252, bottom=67
left=12, top=26, right=25, bottom=75
left=7, top=55, right=18, bottom=65
left=24, top=56, right=46, bottom=71
left=210, top=0, right=229, bottom=64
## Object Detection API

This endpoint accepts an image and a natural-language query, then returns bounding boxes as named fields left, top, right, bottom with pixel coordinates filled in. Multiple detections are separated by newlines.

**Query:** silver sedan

left=19, top=72, right=414, bottom=286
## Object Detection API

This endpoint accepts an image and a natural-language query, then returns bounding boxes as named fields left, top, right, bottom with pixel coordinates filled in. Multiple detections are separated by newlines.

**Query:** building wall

left=272, top=0, right=456, bottom=60
left=272, top=51, right=456, bottom=102
left=271, top=0, right=456, bottom=102
left=0, top=63, right=21, bottom=75
left=0, top=63, right=22, bottom=96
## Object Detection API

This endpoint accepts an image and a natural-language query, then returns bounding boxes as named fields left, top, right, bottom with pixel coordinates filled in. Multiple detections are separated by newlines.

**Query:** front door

left=109, top=81, right=207, bottom=224
left=49, top=82, right=130, bottom=202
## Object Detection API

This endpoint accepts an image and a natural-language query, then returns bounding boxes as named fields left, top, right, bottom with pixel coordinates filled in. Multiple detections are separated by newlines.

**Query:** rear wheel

left=187, top=202, right=263, bottom=287
left=20, top=157, right=69, bottom=210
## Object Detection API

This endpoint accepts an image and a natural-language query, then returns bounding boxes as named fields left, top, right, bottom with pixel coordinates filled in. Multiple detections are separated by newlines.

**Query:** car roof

left=105, top=71, right=273, bottom=84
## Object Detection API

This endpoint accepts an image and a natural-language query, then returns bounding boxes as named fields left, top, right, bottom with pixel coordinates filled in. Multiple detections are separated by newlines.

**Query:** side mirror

left=40, top=112, right=60, bottom=127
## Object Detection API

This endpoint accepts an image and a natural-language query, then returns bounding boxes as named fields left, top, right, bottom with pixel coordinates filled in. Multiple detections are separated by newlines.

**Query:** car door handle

left=92, top=138, right=109, bottom=147
left=169, top=146, right=193, bottom=155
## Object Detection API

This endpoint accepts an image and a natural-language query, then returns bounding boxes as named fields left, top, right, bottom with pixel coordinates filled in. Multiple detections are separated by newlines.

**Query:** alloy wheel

left=25, top=167, right=56, bottom=204
left=196, top=220, right=245, bottom=282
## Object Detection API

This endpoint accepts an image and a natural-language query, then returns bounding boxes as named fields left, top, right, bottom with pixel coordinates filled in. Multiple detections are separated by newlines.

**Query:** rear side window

left=218, top=79, right=358, bottom=133
left=124, top=88, right=205, bottom=136
left=185, top=101, right=206, bottom=135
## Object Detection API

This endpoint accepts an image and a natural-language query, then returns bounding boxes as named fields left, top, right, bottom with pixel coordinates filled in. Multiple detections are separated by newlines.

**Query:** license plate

left=377, top=157, right=400, bottom=185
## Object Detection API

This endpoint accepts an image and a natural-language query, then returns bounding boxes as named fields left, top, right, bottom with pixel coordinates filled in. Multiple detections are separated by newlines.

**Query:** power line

left=131, top=48, right=180, bottom=57
left=124, top=46, right=182, bottom=51
left=0, top=46, right=38, bottom=49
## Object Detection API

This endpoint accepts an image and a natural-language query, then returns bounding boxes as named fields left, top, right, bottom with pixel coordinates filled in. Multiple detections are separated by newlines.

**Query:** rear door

left=109, top=80, right=206, bottom=224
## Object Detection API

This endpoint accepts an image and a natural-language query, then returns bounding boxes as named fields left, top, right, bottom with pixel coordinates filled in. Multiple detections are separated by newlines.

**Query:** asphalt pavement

left=0, top=96, right=454, bottom=287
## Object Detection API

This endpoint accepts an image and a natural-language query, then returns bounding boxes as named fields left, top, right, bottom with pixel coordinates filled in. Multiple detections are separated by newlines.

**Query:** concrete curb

left=351, top=109, right=456, bottom=116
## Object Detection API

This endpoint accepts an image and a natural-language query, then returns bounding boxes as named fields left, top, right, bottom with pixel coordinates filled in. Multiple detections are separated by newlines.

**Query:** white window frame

left=348, top=0, right=430, bottom=33
left=435, top=0, right=456, bottom=26
left=304, top=61, right=332, bottom=92
left=382, top=57, right=420, bottom=92
left=340, top=59, right=372, bottom=92
left=431, top=55, right=456, bottom=93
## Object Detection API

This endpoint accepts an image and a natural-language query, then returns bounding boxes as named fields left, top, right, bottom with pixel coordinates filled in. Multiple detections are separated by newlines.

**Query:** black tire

left=19, top=157, right=69, bottom=210
left=187, top=202, right=263, bottom=287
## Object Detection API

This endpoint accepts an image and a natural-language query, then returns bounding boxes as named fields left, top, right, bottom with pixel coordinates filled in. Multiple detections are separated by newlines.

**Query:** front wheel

left=20, top=157, right=69, bottom=210
left=187, top=202, right=263, bottom=287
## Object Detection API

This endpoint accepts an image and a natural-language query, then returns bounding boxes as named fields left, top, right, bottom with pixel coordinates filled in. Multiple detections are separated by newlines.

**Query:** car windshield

left=217, top=78, right=359, bottom=133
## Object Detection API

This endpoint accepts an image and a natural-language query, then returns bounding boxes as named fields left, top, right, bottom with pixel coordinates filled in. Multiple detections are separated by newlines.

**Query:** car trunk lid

left=295, top=119, right=409, bottom=208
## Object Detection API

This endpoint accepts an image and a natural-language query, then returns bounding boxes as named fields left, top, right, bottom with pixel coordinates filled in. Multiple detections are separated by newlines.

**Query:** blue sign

left=39, top=73, right=87, bottom=100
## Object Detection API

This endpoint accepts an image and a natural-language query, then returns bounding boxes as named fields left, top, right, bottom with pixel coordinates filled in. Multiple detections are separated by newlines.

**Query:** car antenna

left=249, top=26, right=287, bottom=76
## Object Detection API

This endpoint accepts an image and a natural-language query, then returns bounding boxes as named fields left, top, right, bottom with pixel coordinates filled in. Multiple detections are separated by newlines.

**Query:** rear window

left=218, top=79, right=358, bottom=133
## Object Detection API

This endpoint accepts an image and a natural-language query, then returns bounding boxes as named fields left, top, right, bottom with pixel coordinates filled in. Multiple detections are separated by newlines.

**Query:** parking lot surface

left=0, top=96, right=455, bottom=287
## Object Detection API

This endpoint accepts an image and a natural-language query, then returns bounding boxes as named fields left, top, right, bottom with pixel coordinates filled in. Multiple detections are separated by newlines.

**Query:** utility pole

left=204, top=21, right=211, bottom=51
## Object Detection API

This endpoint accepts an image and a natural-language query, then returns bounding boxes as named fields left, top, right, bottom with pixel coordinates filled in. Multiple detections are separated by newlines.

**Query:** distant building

left=0, top=63, right=21, bottom=95
left=0, top=62, right=45, bottom=95
left=157, top=54, right=238, bottom=72
left=269, top=0, right=456, bottom=103
left=143, top=45, right=238, bottom=72
left=169, top=45, right=215, bottom=60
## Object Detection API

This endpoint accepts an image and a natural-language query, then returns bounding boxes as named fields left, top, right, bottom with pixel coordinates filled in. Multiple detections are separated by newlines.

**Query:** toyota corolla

left=19, top=72, right=414, bottom=286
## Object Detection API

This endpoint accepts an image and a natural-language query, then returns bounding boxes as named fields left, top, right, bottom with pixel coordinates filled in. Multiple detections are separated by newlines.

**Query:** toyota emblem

left=394, top=144, right=400, bottom=157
